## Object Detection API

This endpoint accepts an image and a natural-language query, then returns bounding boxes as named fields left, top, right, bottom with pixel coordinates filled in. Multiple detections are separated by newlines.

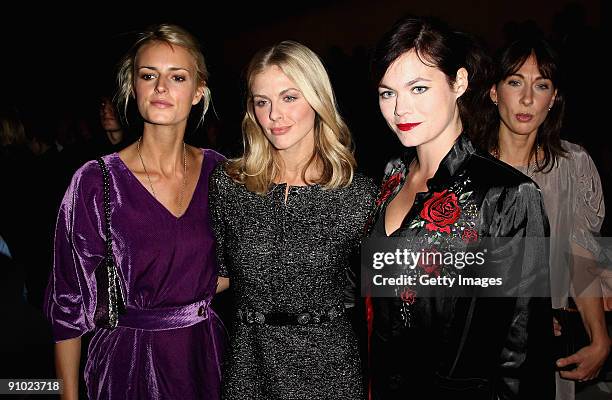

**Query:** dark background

left=1, top=0, right=605, bottom=167
left=0, top=0, right=609, bottom=395
left=3, top=0, right=605, bottom=222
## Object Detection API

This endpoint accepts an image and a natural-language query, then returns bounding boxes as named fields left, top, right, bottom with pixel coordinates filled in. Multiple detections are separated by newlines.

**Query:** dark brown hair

left=372, top=15, right=492, bottom=134
left=472, top=35, right=567, bottom=172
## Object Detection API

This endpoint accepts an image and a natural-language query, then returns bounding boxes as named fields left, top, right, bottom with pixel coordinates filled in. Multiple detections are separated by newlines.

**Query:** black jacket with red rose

left=366, top=134, right=555, bottom=400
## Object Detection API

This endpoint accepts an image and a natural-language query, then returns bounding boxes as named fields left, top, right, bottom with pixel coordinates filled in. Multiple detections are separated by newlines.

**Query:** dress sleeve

left=493, top=181, right=555, bottom=399
left=44, top=162, right=104, bottom=342
left=208, top=163, right=229, bottom=278
left=570, top=148, right=605, bottom=254
left=344, top=176, right=378, bottom=309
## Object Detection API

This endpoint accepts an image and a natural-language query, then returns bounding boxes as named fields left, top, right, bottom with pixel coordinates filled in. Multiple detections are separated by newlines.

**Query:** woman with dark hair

left=366, top=16, right=555, bottom=399
left=473, top=35, right=609, bottom=399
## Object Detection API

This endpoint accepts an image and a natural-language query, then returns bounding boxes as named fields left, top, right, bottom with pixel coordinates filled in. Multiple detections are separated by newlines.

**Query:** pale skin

left=376, top=51, right=467, bottom=235
left=491, top=54, right=610, bottom=381
left=251, top=65, right=320, bottom=200
left=214, top=67, right=320, bottom=298
left=54, top=41, right=223, bottom=400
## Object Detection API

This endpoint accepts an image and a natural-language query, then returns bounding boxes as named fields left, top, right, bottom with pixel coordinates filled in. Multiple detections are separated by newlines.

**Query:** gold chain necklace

left=492, top=143, right=540, bottom=178
left=136, top=136, right=187, bottom=216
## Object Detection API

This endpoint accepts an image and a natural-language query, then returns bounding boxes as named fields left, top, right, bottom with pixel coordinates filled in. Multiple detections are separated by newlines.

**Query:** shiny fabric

left=367, top=135, right=556, bottom=399
left=117, top=298, right=212, bottom=331
left=44, top=149, right=226, bottom=400
left=209, top=165, right=377, bottom=400
left=515, top=140, right=605, bottom=400
left=516, top=140, right=605, bottom=307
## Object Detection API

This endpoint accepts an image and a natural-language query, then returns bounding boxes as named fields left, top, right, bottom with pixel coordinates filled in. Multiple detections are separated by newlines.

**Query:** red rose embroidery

left=461, top=228, right=479, bottom=244
left=400, top=288, right=417, bottom=304
left=418, top=247, right=441, bottom=277
left=420, top=190, right=461, bottom=234
left=376, top=173, right=402, bottom=206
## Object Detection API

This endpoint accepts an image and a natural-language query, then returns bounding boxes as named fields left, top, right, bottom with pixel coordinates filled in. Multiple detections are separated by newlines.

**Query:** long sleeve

left=495, top=181, right=555, bottom=399
left=344, top=175, right=378, bottom=310
left=44, top=161, right=104, bottom=342
left=570, top=147, right=605, bottom=254
left=208, top=163, right=229, bottom=278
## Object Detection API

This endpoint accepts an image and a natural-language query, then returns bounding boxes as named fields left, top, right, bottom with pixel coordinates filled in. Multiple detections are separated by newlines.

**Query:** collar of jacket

left=401, top=133, right=477, bottom=189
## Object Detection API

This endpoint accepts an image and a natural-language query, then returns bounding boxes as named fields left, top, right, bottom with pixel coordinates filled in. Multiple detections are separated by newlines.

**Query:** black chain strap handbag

left=93, top=158, right=126, bottom=328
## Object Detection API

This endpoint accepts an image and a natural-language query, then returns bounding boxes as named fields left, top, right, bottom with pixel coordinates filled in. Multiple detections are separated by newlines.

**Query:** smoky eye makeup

left=253, top=97, right=268, bottom=107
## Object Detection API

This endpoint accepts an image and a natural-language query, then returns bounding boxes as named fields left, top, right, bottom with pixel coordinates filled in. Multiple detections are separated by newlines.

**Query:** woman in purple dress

left=44, top=24, right=225, bottom=399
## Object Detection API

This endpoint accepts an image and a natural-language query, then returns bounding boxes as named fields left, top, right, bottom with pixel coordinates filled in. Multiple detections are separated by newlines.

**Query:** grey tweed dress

left=209, top=164, right=376, bottom=400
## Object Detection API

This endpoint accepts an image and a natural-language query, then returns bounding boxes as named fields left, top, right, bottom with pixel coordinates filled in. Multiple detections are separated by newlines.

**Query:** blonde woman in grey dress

left=475, top=35, right=610, bottom=400
left=210, top=41, right=375, bottom=399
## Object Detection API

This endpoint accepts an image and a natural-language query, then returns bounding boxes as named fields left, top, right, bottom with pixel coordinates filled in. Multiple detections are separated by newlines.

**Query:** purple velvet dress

left=44, top=149, right=226, bottom=400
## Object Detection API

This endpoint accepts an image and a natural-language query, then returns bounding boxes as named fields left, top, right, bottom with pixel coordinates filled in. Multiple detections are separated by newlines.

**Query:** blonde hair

left=115, top=23, right=210, bottom=125
left=227, top=40, right=356, bottom=194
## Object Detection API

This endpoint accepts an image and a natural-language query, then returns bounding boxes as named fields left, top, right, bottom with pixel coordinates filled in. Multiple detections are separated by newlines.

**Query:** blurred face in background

left=100, top=97, right=121, bottom=132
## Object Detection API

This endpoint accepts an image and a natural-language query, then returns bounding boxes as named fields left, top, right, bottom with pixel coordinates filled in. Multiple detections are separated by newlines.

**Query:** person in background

left=366, top=16, right=555, bottom=399
left=99, top=95, right=126, bottom=152
left=45, top=23, right=226, bottom=399
left=473, top=33, right=610, bottom=399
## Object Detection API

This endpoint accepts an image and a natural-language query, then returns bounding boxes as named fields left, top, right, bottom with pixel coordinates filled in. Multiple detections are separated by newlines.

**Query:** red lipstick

left=396, top=122, right=422, bottom=131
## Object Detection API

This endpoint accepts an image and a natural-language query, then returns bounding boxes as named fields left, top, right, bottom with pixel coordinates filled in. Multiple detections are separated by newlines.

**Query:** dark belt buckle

left=245, top=310, right=265, bottom=324
left=327, top=307, right=339, bottom=320
left=254, top=312, right=265, bottom=324
left=197, top=305, right=206, bottom=317
left=297, top=313, right=311, bottom=325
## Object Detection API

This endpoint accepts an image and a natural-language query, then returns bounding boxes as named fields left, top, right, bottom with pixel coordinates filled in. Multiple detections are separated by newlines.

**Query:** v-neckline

left=114, top=148, right=206, bottom=220
left=383, top=162, right=429, bottom=237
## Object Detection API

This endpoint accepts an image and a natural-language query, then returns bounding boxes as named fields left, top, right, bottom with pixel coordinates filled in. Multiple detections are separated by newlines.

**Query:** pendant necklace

left=493, top=143, right=540, bottom=178
left=136, top=136, right=187, bottom=216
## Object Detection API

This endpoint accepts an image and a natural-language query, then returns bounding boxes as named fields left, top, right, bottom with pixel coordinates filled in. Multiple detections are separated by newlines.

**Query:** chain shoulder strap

left=95, top=157, right=125, bottom=328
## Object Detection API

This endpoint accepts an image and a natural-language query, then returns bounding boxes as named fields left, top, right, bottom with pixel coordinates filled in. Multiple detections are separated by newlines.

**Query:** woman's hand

left=216, top=277, right=230, bottom=293
left=553, top=317, right=562, bottom=336
left=557, top=338, right=611, bottom=381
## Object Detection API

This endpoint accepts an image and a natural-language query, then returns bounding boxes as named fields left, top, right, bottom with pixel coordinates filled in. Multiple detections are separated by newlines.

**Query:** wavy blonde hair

left=226, top=40, right=356, bottom=194
left=115, top=23, right=210, bottom=126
